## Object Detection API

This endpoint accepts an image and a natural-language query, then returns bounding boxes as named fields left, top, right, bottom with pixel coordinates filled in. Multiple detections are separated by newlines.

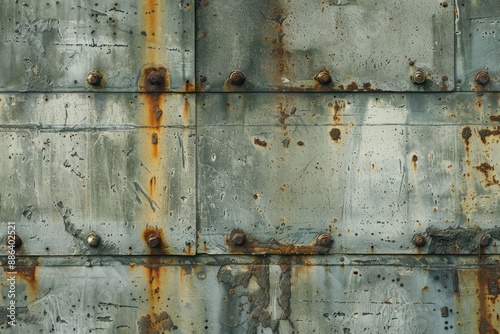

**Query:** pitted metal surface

left=0, top=0, right=500, bottom=333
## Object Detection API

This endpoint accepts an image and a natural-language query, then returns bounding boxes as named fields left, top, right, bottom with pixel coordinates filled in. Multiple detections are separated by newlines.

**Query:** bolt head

left=475, top=71, right=490, bottom=86
left=412, top=234, right=426, bottom=247
left=86, top=232, right=101, bottom=247
left=6, top=235, right=23, bottom=248
left=148, top=71, right=164, bottom=86
left=230, top=231, right=246, bottom=245
left=480, top=234, right=491, bottom=247
left=317, top=233, right=333, bottom=246
left=147, top=234, right=161, bottom=248
left=411, top=71, right=426, bottom=84
left=86, top=71, right=102, bottom=86
left=317, top=71, right=332, bottom=85
left=229, top=71, right=246, bottom=85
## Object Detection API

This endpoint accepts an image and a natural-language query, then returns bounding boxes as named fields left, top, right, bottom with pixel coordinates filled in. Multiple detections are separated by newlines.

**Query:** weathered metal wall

left=0, top=0, right=499, bottom=333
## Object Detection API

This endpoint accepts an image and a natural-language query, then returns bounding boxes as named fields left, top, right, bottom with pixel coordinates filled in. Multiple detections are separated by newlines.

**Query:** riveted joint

left=411, top=70, right=426, bottom=84
left=230, top=230, right=246, bottom=246
left=316, top=233, right=333, bottom=247
left=316, top=71, right=332, bottom=85
left=475, top=71, right=490, bottom=86
left=480, top=234, right=491, bottom=247
left=86, top=232, right=101, bottom=247
left=5, top=234, right=23, bottom=248
left=412, top=234, right=426, bottom=247
left=86, top=71, right=102, bottom=86
left=229, top=71, right=246, bottom=86
left=147, top=233, right=161, bottom=248
left=148, top=71, right=165, bottom=86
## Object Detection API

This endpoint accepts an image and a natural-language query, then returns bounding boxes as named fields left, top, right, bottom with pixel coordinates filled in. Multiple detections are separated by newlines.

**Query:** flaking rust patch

left=427, top=227, right=500, bottom=254
left=137, top=311, right=175, bottom=333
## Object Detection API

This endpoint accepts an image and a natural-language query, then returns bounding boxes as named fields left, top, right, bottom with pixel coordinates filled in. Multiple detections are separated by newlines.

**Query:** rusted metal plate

left=0, top=93, right=195, bottom=255
left=0, top=0, right=194, bottom=92
left=196, top=0, right=454, bottom=92
left=197, top=92, right=500, bottom=255
left=0, top=255, right=498, bottom=333
left=456, top=0, right=500, bottom=92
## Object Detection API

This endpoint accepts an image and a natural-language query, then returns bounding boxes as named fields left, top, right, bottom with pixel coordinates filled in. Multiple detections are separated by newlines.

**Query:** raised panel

left=196, top=0, right=455, bottom=92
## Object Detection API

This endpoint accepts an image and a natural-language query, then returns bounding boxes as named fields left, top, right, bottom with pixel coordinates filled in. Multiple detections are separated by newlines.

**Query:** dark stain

left=138, top=66, right=169, bottom=92
left=330, top=128, right=341, bottom=142
left=226, top=233, right=332, bottom=255
left=426, top=227, right=500, bottom=254
left=490, top=115, right=500, bottom=123
left=297, top=141, right=304, bottom=146
left=479, top=319, right=498, bottom=334
left=345, top=82, right=359, bottom=91
left=254, top=138, right=268, bottom=147
left=479, top=127, right=500, bottom=144
left=440, top=306, right=449, bottom=318
left=462, top=127, right=472, bottom=146
left=281, top=137, right=290, bottom=148
left=137, top=311, right=174, bottom=334
left=411, top=155, right=418, bottom=172
left=440, top=75, right=448, bottom=91
left=253, top=193, right=260, bottom=200
left=475, top=162, right=499, bottom=187
left=412, top=155, right=418, bottom=162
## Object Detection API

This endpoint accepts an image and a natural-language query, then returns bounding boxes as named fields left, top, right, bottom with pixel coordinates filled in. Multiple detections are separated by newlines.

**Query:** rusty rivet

left=317, top=233, right=333, bottom=247
left=148, top=71, right=165, bottom=86
left=316, top=71, right=332, bottom=85
left=229, top=71, right=246, bottom=85
left=480, top=234, right=491, bottom=247
left=411, top=70, right=426, bottom=84
left=5, top=234, right=23, bottom=248
left=86, top=71, right=102, bottom=86
left=230, top=231, right=246, bottom=245
left=475, top=71, right=490, bottom=86
left=147, top=233, right=161, bottom=248
left=86, top=232, right=101, bottom=247
left=152, top=133, right=158, bottom=145
left=412, top=234, right=426, bottom=247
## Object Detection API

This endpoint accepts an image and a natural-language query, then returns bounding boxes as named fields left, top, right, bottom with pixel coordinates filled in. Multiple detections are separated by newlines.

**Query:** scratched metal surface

left=456, top=0, right=500, bottom=92
left=196, top=0, right=454, bottom=92
left=0, top=93, right=196, bottom=255
left=0, top=0, right=499, bottom=333
left=0, top=255, right=499, bottom=333
left=198, top=92, right=500, bottom=255
left=0, top=0, right=194, bottom=92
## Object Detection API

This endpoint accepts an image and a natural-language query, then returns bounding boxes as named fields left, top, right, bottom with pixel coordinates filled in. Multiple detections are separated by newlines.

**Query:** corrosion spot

left=253, top=193, right=260, bottom=200
left=479, top=127, right=500, bottom=144
left=412, top=155, right=418, bottom=162
left=139, top=66, right=169, bottom=92
left=475, top=162, right=499, bottom=186
left=254, top=137, right=268, bottom=147
left=330, top=128, right=341, bottom=142
left=345, top=82, right=359, bottom=91
left=142, top=228, right=168, bottom=255
left=137, top=312, right=174, bottom=334
left=462, top=127, right=472, bottom=145
left=297, top=141, right=304, bottom=146
left=491, top=115, right=500, bottom=123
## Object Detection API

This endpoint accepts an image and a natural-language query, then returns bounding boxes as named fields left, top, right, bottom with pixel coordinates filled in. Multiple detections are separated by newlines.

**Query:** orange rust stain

left=475, top=162, right=499, bottom=187
left=3, top=266, right=39, bottom=298
left=142, top=227, right=169, bottom=255
left=411, top=154, right=418, bottom=172
left=183, top=80, right=195, bottom=93
left=226, top=234, right=331, bottom=255
left=422, top=286, right=429, bottom=292
left=149, top=176, right=157, bottom=197
left=143, top=263, right=162, bottom=312
left=345, top=82, right=359, bottom=91
left=182, top=98, right=190, bottom=127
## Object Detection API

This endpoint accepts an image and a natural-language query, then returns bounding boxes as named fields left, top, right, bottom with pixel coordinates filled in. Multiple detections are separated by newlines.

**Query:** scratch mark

left=134, top=182, right=159, bottom=212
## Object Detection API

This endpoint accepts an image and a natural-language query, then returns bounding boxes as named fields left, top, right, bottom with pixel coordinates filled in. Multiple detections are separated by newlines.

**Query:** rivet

left=316, top=233, right=333, bottom=246
left=6, top=234, right=23, bottom=248
left=86, top=232, right=101, bottom=247
left=197, top=271, right=206, bottom=280
left=480, top=234, right=491, bottom=247
left=86, top=71, right=102, bottom=86
left=230, top=231, right=246, bottom=245
left=316, top=71, right=332, bottom=85
left=475, top=71, right=490, bottom=86
left=412, top=234, right=426, bottom=247
left=411, top=70, right=426, bottom=84
left=229, top=71, right=246, bottom=85
left=147, top=233, right=161, bottom=248
left=148, top=71, right=164, bottom=86
left=152, top=133, right=158, bottom=145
